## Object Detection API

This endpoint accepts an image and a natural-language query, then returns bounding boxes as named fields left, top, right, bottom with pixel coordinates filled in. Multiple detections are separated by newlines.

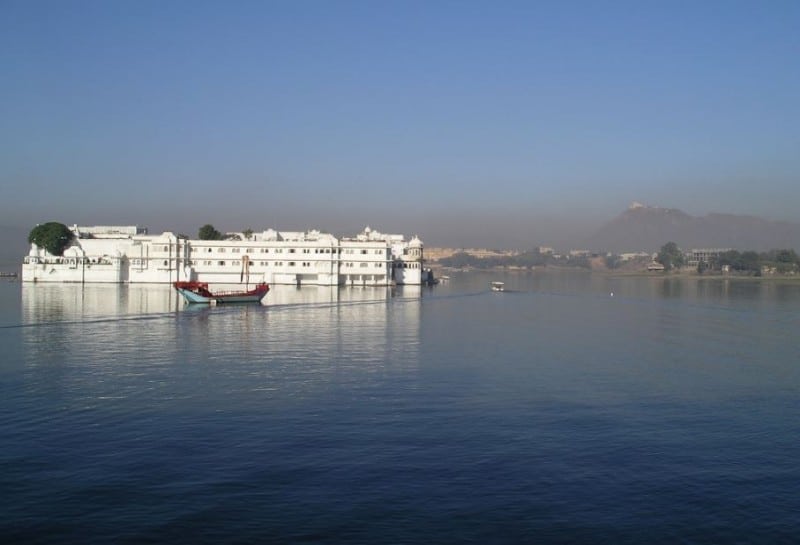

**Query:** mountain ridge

left=584, top=203, right=800, bottom=253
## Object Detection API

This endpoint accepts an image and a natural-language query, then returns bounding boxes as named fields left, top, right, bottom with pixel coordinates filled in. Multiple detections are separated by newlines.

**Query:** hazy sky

left=1, top=0, right=798, bottom=252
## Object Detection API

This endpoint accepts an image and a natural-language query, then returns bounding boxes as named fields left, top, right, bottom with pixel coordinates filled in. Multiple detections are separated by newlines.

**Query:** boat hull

left=173, top=282, right=269, bottom=304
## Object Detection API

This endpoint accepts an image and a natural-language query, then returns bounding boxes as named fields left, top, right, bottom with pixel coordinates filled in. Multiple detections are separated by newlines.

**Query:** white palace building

left=22, top=225, right=427, bottom=286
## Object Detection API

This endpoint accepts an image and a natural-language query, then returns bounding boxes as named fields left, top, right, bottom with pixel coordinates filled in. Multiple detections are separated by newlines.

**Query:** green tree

left=28, top=222, right=74, bottom=256
left=765, top=249, right=797, bottom=274
left=718, top=250, right=741, bottom=270
left=198, top=224, right=223, bottom=240
left=512, top=249, right=548, bottom=268
left=242, top=228, right=254, bottom=240
left=656, top=242, right=685, bottom=271
left=775, top=249, right=798, bottom=264
left=439, top=252, right=481, bottom=268
left=741, top=251, right=761, bottom=273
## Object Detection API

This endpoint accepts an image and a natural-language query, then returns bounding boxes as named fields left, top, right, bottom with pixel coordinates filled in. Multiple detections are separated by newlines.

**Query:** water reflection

left=433, top=269, right=800, bottom=308
left=21, top=284, right=181, bottom=323
left=5, top=271, right=800, bottom=545
left=18, top=283, right=423, bottom=393
left=20, top=284, right=424, bottom=322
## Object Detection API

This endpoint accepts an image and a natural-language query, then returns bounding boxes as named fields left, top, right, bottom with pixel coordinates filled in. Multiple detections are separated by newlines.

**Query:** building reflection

left=21, top=284, right=423, bottom=321
left=21, top=284, right=180, bottom=322
left=20, top=283, right=423, bottom=382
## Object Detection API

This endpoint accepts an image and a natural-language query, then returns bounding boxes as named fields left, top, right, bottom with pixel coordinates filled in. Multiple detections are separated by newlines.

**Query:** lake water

left=1, top=271, right=799, bottom=544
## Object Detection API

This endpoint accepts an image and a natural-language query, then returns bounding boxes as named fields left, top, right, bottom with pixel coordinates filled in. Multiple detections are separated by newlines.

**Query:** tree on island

left=775, top=249, right=798, bottom=266
left=656, top=242, right=685, bottom=271
left=28, top=222, right=74, bottom=256
left=198, top=224, right=224, bottom=240
left=740, top=251, right=761, bottom=273
left=715, top=250, right=760, bottom=274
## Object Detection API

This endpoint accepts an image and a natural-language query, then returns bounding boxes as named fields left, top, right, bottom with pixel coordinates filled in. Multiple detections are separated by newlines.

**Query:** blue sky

left=1, top=0, right=798, bottom=250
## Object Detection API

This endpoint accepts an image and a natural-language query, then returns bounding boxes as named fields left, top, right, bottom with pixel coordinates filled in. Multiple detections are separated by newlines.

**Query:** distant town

left=425, top=202, right=800, bottom=277
left=426, top=245, right=800, bottom=277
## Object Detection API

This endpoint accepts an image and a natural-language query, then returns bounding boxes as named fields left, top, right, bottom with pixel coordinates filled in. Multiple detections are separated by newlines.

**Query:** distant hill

left=584, top=203, right=800, bottom=253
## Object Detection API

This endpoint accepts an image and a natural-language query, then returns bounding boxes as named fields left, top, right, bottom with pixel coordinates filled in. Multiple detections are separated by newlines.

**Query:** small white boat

left=490, top=281, right=505, bottom=292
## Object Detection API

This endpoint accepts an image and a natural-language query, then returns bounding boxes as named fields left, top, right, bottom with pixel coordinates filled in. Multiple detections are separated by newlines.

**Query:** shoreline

left=432, top=265, right=800, bottom=282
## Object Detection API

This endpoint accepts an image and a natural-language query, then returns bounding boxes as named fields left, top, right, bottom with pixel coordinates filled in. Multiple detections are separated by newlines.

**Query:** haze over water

left=2, top=272, right=798, bottom=543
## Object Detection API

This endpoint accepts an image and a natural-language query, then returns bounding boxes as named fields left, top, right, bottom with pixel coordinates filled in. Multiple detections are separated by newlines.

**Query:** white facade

left=686, top=248, right=732, bottom=268
left=22, top=225, right=425, bottom=286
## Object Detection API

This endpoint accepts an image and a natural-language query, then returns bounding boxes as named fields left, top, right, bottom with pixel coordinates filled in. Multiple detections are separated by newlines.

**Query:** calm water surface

left=1, top=272, right=799, bottom=544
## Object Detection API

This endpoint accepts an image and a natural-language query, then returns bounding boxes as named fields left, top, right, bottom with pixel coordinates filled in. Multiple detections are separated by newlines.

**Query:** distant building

left=422, top=248, right=460, bottom=261
left=426, top=247, right=516, bottom=261
left=568, top=250, right=591, bottom=258
left=687, top=248, right=731, bottom=268
left=462, top=248, right=515, bottom=259
left=618, top=252, right=651, bottom=262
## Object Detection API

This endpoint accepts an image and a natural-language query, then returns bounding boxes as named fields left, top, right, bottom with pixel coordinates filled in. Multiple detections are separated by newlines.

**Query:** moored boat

left=490, top=281, right=505, bottom=292
left=173, top=281, right=269, bottom=304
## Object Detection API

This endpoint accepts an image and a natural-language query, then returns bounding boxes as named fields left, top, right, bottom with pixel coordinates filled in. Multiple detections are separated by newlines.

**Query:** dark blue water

left=2, top=272, right=799, bottom=544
